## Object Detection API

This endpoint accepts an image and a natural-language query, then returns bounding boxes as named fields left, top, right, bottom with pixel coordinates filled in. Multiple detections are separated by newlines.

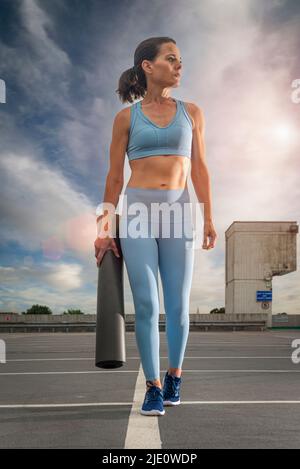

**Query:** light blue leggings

left=119, top=186, right=195, bottom=381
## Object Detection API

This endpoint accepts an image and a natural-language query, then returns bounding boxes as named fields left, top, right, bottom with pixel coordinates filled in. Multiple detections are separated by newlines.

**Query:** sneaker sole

left=140, top=409, right=165, bottom=416
left=163, top=399, right=181, bottom=406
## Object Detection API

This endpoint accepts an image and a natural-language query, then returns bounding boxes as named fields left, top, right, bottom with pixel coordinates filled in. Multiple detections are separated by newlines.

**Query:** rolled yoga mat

left=95, top=215, right=126, bottom=368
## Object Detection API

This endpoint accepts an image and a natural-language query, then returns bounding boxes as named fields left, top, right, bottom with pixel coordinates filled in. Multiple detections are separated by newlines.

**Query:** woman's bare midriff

left=127, top=154, right=190, bottom=190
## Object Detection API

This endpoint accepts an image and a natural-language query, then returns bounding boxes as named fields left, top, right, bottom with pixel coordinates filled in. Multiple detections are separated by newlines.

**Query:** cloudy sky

left=0, top=0, right=299, bottom=315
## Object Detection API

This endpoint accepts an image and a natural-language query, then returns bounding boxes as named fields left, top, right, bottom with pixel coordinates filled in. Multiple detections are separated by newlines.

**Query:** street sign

left=256, top=290, right=272, bottom=301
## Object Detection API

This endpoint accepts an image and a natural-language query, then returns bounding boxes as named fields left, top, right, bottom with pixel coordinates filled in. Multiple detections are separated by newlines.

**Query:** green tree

left=26, top=304, right=52, bottom=315
left=63, top=309, right=84, bottom=315
left=210, top=307, right=225, bottom=314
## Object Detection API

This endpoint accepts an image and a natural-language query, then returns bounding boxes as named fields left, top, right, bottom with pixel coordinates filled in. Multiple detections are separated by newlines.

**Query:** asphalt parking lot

left=0, top=330, right=299, bottom=449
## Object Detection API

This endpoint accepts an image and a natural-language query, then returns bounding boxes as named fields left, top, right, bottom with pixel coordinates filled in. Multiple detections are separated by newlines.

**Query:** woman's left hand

left=202, top=220, right=217, bottom=250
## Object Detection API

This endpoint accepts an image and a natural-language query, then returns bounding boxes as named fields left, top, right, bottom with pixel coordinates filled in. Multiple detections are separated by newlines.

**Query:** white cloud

left=21, top=0, right=71, bottom=73
left=0, top=151, right=94, bottom=250
left=0, top=262, right=95, bottom=313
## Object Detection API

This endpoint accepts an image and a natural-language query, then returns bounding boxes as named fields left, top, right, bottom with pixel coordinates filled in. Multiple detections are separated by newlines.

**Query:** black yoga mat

left=95, top=215, right=126, bottom=368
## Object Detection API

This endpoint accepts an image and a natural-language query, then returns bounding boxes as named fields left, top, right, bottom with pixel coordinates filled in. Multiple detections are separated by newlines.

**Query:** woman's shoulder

left=181, top=100, right=203, bottom=115
left=112, top=106, right=132, bottom=134
left=182, top=101, right=204, bottom=130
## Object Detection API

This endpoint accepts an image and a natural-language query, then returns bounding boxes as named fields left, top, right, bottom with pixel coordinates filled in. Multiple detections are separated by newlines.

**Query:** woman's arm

left=189, top=103, right=213, bottom=222
left=189, top=103, right=216, bottom=249
left=96, top=108, right=129, bottom=237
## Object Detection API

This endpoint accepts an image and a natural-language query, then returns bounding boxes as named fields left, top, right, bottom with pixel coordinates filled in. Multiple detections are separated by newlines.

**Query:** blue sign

left=256, top=290, right=272, bottom=301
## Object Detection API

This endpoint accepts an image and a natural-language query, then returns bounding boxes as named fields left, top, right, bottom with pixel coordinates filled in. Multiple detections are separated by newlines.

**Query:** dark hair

left=116, top=36, right=176, bottom=104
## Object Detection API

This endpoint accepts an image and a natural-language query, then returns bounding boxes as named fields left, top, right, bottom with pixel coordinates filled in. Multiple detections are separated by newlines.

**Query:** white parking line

left=0, top=400, right=300, bottom=409
left=5, top=356, right=293, bottom=361
left=272, top=334, right=300, bottom=339
left=124, top=364, right=162, bottom=449
left=185, top=344, right=290, bottom=347
left=0, top=369, right=299, bottom=376
left=182, top=401, right=300, bottom=404
left=0, top=402, right=132, bottom=408
left=2, top=343, right=293, bottom=348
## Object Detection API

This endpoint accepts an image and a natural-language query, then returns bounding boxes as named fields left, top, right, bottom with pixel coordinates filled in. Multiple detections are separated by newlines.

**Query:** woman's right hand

left=94, top=236, right=121, bottom=267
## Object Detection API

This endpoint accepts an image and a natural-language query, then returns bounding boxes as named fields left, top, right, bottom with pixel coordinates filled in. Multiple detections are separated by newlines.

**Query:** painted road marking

left=4, top=356, right=294, bottom=361
left=0, top=369, right=300, bottom=376
left=124, top=364, right=162, bottom=449
left=1, top=400, right=300, bottom=409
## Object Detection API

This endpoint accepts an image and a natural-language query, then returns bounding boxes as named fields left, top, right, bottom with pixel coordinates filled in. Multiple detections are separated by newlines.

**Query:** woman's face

left=143, top=43, right=183, bottom=87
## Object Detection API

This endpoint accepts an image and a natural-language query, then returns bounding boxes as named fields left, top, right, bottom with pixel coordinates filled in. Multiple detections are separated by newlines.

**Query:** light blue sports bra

left=126, top=98, right=193, bottom=161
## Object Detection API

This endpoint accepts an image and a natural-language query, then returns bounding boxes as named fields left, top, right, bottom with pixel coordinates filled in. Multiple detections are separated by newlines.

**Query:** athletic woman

left=94, top=36, right=217, bottom=416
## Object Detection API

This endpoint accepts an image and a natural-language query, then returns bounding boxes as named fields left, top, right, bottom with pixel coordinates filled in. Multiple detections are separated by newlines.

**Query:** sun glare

left=274, top=123, right=298, bottom=144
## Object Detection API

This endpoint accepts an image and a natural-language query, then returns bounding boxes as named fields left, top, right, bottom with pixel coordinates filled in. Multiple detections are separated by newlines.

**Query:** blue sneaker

left=140, top=383, right=165, bottom=416
left=162, top=371, right=181, bottom=406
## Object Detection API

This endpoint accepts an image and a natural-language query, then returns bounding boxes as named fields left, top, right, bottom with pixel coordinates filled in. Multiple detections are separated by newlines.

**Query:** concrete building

left=225, top=221, right=299, bottom=327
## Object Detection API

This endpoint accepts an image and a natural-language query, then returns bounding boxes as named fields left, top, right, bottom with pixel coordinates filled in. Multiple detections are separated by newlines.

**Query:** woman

left=94, top=36, right=217, bottom=416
